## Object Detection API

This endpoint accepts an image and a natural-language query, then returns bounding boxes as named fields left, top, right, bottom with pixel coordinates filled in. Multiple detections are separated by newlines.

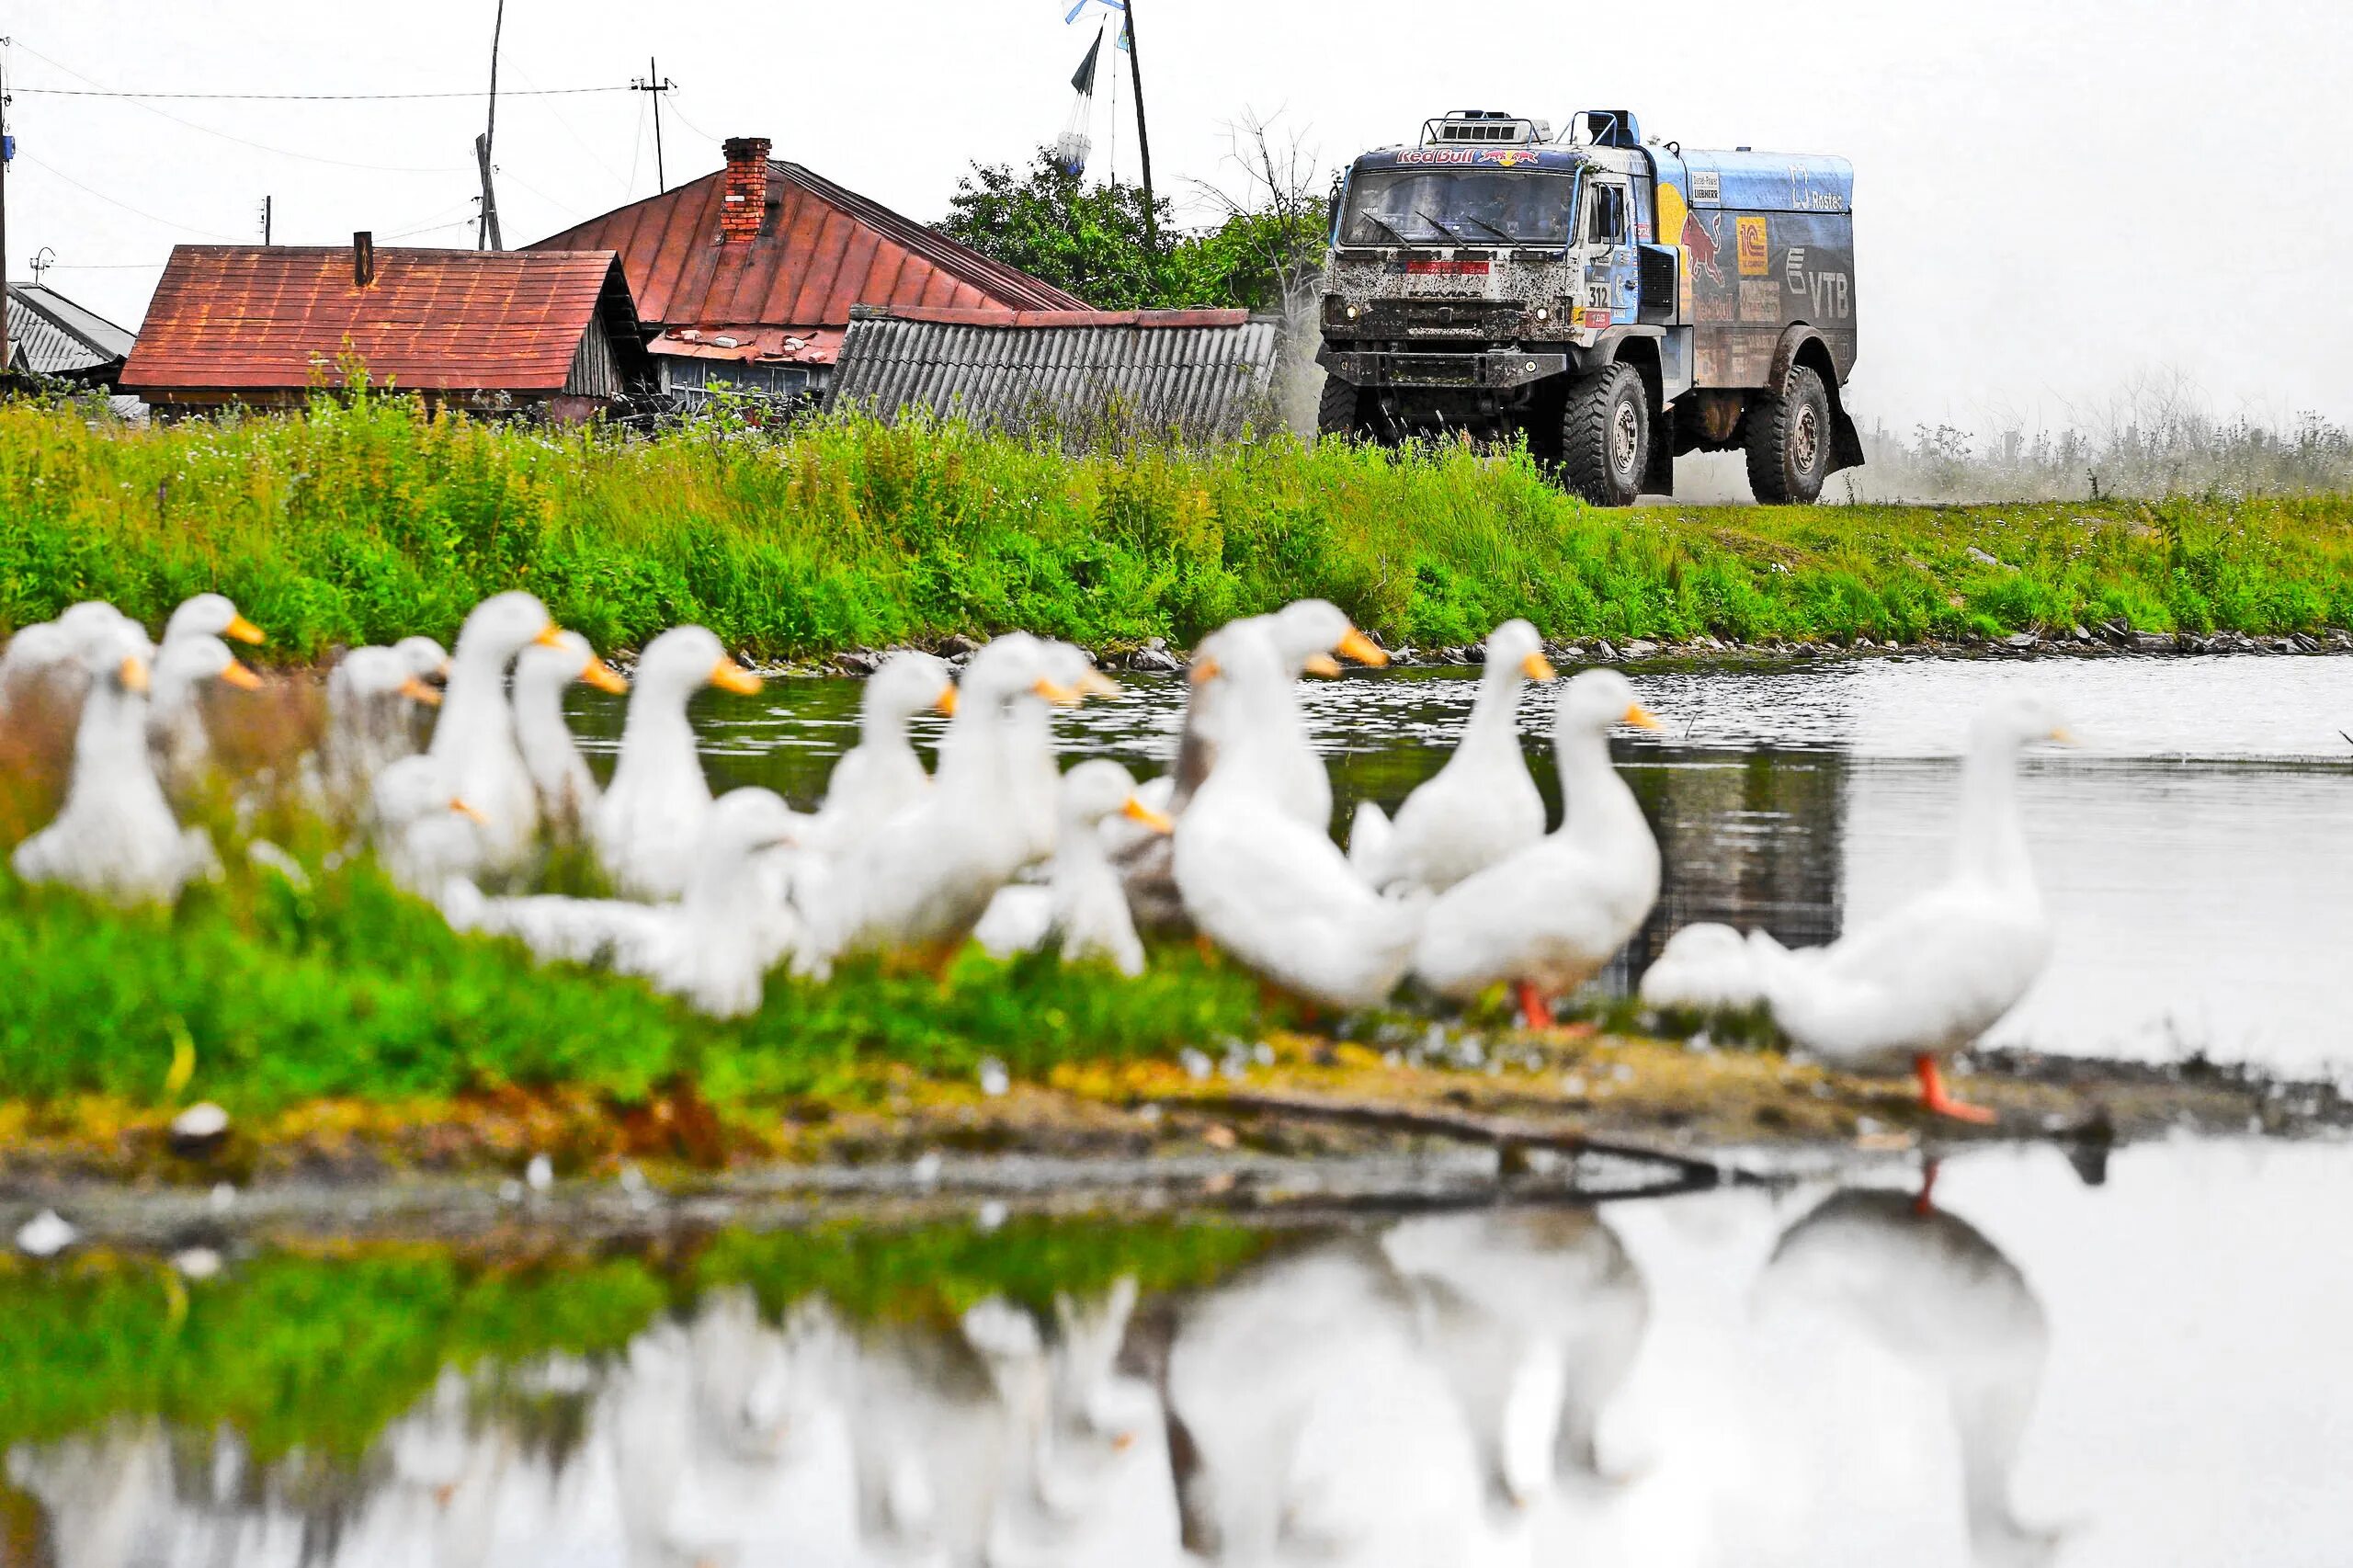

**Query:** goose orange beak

left=580, top=658, right=630, bottom=695
left=1032, top=676, right=1083, bottom=707
left=934, top=684, right=959, bottom=716
left=1121, top=796, right=1176, bottom=834
left=218, top=661, right=264, bottom=691
left=120, top=654, right=150, bottom=694
left=1301, top=652, right=1344, bottom=678
left=1336, top=627, right=1389, bottom=667
left=710, top=659, right=763, bottom=696
left=449, top=798, right=490, bottom=824
left=2048, top=725, right=2076, bottom=744
left=397, top=675, right=444, bottom=707
left=1076, top=669, right=1122, bottom=699
left=223, top=613, right=266, bottom=646
left=1622, top=702, right=1662, bottom=730
left=1188, top=655, right=1222, bottom=686
left=531, top=624, right=569, bottom=651
left=1521, top=652, right=1558, bottom=681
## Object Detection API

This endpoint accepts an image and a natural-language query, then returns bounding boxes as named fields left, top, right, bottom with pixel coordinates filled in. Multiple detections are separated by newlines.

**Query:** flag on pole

left=1071, top=28, right=1104, bottom=94
left=1064, top=0, right=1124, bottom=22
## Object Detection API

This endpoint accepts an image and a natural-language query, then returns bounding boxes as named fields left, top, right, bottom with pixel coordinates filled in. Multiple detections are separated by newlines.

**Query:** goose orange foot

left=1915, top=1053, right=1997, bottom=1124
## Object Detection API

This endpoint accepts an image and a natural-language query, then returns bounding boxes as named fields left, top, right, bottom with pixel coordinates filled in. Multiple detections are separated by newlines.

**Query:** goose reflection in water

left=1754, top=1185, right=2060, bottom=1568
left=3, top=1191, right=2070, bottom=1568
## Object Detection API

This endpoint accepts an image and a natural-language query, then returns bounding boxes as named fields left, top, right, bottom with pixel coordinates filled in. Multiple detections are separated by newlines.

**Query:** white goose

left=1173, top=621, right=1422, bottom=1010
left=11, top=631, right=217, bottom=903
left=1738, top=693, right=2071, bottom=1122
left=426, top=591, right=566, bottom=877
left=0, top=602, right=142, bottom=724
left=1412, top=668, right=1662, bottom=1027
left=146, top=633, right=265, bottom=798
left=805, top=634, right=1075, bottom=973
left=805, top=651, right=958, bottom=856
left=973, top=758, right=1173, bottom=975
left=511, top=630, right=628, bottom=841
left=449, top=787, right=804, bottom=1017
left=1349, top=618, right=1555, bottom=894
left=1759, top=1187, right=2058, bottom=1567
left=369, top=754, right=491, bottom=898
left=321, top=640, right=447, bottom=813
left=160, top=592, right=267, bottom=653
left=592, top=624, right=762, bottom=901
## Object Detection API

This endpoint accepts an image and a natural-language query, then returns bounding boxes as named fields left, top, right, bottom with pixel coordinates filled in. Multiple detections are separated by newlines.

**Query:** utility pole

left=1, top=32, right=14, bottom=380
left=475, top=0, right=506, bottom=250
left=631, top=58, right=676, bottom=193
left=1123, top=0, right=1158, bottom=252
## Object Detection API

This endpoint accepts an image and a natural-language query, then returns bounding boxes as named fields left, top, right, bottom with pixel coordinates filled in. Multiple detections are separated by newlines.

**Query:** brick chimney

left=352, top=231, right=376, bottom=287
left=719, top=138, right=772, bottom=244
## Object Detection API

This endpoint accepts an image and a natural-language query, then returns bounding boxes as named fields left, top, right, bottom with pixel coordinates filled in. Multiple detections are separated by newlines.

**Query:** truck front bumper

left=1317, top=347, right=1569, bottom=391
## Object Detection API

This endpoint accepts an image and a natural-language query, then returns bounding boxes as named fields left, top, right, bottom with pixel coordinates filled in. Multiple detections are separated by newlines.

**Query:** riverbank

left=5, top=393, right=2350, bottom=661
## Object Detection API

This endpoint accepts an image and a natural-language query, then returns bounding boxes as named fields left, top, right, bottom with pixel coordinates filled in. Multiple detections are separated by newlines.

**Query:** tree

left=1188, top=111, right=1332, bottom=321
left=938, top=149, right=1210, bottom=309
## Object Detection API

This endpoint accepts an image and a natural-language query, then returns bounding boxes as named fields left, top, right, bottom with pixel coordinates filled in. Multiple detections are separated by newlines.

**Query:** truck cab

left=1316, top=108, right=1864, bottom=505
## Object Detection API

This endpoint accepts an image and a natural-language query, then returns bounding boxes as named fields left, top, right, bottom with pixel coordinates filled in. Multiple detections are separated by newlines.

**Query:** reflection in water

left=570, top=655, right=2353, bottom=1068
left=14, top=1142, right=2353, bottom=1565
left=1760, top=1190, right=2055, bottom=1568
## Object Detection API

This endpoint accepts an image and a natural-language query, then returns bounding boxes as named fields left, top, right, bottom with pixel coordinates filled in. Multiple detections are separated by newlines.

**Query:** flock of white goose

left=2, top=587, right=2073, bottom=1119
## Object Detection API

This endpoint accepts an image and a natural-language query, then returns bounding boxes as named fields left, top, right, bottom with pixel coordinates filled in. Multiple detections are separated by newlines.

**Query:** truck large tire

left=1745, top=364, right=1833, bottom=505
left=1561, top=363, right=1649, bottom=507
left=1317, top=376, right=1364, bottom=440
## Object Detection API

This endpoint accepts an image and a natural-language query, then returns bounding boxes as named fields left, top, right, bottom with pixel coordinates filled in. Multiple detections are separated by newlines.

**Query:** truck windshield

left=1339, top=168, right=1574, bottom=247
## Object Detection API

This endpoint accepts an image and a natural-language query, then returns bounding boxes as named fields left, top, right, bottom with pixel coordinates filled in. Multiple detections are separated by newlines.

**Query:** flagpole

left=1123, top=0, right=1159, bottom=252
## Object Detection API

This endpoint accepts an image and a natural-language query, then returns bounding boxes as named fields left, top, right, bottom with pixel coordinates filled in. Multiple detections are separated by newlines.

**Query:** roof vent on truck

left=1422, top=110, right=1552, bottom=147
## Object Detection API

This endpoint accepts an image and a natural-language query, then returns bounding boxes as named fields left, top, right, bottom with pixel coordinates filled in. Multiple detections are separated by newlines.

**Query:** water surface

left=6, top=1139, right=2346, bottom=1566
left=576, top=653, right=2353, bottom=1074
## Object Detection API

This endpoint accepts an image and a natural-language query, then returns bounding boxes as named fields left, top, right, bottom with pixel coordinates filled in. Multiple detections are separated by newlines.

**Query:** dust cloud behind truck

left=1316, top=109, right=1863, bottom=506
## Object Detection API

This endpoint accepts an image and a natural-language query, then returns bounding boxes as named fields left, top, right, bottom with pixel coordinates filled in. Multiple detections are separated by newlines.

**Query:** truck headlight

left=1346, top=304, right=1360, bottom=321
left=1534, top=306, right=1550, bottom=322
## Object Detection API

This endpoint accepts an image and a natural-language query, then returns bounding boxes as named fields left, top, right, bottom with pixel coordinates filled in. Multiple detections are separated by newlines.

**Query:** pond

left=574, top=653, right=2353, bottom=1078
left=6, top=1138, right=2347, bottom=1565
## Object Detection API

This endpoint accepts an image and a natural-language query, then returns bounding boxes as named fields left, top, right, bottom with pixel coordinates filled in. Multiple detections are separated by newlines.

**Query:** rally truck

left=1316, top=109, right=1863, bottom=506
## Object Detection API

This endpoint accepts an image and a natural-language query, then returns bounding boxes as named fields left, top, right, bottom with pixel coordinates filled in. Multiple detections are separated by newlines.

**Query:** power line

left=14, top=149, right=243, bottom=241
left=10, top=42, right=463, bottom=175
left=10, top=84, right=630, bottom=102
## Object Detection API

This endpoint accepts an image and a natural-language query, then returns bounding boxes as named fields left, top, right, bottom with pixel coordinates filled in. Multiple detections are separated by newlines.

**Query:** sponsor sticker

left=1403, top=259, right=1492, bottom=276
left=1580, top=308, right=1612, bottom=329
left=1736, top=216, right=1769, bottom=277
left=1690, top=170, right=1721, bottom=202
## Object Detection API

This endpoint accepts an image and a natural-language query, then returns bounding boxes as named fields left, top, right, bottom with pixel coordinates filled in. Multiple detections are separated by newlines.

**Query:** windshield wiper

left=1413, top=209, right=1466, bottom=243
left=1356, top=211, right=1411, bottom=246
left=1457, top=213, right=1515, bottom=243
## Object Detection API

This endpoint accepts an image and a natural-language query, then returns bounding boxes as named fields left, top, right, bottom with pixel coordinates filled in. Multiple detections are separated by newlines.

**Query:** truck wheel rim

left=1612, top=401, right=1641, bottom=473
left=1794, top=405, right=1820, bottom=471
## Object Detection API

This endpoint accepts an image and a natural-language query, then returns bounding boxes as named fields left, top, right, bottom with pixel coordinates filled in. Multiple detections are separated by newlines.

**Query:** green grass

left=0, top=1217, right=1271, bottom=1463
left=0, top=839, right=1268, bottom=1117
left=3, top=390, right=2347, bottom=657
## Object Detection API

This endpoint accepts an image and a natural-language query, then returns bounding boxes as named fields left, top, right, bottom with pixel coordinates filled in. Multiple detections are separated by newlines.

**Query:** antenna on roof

left=475, top=0, right=506, bottom=250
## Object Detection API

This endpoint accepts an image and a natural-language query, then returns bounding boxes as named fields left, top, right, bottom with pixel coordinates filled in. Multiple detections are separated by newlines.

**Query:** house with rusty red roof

left=528, top=136, right=1088, bottom=406
left=120, top=238, right=647, bottom=420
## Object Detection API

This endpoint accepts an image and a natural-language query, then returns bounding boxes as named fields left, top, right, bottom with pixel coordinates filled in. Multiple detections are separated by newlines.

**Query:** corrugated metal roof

left=121, top=245, right=641, bottom=395
left=6, top=283, right=136, bottom=377
left=827, top=307, right=1284, bottom=444
left=647, top=325, right=843, bottom=365
left=528, top=159, right=1088, bottom=336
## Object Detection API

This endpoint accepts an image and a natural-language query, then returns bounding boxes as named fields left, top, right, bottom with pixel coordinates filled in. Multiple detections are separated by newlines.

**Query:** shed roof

left=121, top=245, right=641, bottom=395
left=6, top=283, right=137, bottom=378
left=827, top=306, right=1282, bottom=444
left=529, top=159, right=1087, bottom=340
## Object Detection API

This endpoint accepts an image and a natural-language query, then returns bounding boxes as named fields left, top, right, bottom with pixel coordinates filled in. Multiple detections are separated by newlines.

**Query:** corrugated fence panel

left=828, top=313, right=1284, bottom=445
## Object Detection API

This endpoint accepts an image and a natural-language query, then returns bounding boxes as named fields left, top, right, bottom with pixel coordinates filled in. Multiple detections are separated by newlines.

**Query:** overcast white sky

left=2, top=0, right=2347, bottom=433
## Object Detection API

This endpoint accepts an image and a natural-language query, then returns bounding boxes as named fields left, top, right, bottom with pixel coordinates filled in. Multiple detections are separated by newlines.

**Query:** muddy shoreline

left=7, top=1033, right=2345, bottom=1242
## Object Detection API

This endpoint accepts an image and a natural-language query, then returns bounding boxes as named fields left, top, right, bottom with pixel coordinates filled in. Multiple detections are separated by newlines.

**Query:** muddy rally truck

left=1317, top=108, right=1863, bottom=505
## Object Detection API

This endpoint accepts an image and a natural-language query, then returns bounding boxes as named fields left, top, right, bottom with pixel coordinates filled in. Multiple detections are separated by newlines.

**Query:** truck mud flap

left=1828, top=400, right=1865, bottom=473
